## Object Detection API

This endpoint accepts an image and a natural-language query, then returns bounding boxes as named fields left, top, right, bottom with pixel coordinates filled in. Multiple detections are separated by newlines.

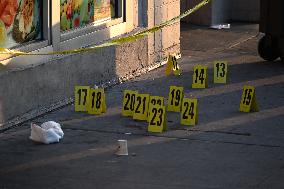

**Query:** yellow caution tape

left=0, top=0, right=210, bottom=56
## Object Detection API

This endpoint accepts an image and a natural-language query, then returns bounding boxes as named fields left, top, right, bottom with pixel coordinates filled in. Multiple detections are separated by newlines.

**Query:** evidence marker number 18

left=88, top=88, right=106, bottom=115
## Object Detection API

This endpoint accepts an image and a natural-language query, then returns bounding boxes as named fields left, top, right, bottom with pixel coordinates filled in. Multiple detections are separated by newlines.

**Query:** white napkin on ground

left=30, top=121, right=64, bottom=144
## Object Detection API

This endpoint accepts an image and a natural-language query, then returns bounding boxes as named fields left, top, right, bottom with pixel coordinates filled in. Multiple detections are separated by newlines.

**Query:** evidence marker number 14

left=192, top=65, right=208, bottom=89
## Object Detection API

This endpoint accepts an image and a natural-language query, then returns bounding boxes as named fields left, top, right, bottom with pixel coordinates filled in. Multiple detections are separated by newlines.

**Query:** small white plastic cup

left=116, top=140, right=128, bottom=156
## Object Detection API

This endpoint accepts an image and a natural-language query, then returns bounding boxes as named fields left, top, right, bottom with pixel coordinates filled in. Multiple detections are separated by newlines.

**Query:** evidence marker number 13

left=214, top=61, right=228, bottom=84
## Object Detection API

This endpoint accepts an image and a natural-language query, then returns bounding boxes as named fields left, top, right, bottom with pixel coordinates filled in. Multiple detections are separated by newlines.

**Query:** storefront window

left=60, top=0, right=118, bottom=32
left=0, top=0, right=43, bottom=48
left=94, top=0, right=111, bottom=21
left=110, top=0, right=118, bottom=18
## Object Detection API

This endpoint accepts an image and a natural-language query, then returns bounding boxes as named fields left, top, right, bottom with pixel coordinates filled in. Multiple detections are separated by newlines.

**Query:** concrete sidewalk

left=1, top=23, right=284, bottom=189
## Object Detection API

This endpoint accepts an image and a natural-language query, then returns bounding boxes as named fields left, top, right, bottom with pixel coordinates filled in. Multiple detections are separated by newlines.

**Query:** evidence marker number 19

left=167, top=86, right=184, bottom=112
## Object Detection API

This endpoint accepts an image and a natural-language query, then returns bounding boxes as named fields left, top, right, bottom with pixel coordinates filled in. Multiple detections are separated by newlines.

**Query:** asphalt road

left=0, top=23, right=284, bottom=189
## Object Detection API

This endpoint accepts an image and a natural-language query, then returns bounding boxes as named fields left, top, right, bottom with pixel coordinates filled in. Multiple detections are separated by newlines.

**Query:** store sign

left=0, top=0, right=42, bottom=48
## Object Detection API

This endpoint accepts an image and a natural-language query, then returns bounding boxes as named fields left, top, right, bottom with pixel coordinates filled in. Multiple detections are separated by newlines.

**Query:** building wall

left=0, top=0, right=180, bottom=128
left=181, top=0, right=212, bottom=26
left=181, top=0, right=259, bottom=26
left=212, top=0, right=230, bottom=25
left=150, top=0, right=180, bottom=64
left=230, top=0, right=260, bottom=22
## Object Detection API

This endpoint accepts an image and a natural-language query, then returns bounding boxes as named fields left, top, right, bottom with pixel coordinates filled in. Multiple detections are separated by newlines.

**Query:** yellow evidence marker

left=148, top=96, right=165, bottom=122
left=181, top=98, right=198, bottom=126
left=214, top=61, right=228, bottom=84
left=88, top=88, right=106, bottom=115
left=75, top=86, right=90, bottom=112
left=167, top=86, right=184, bottom=112
left=239, top=86, right=259, bottom=113
left=165, top=54, right=181, bottom=76
left=133, top=94, right=150, bottom=121
left=192, top=65, right=208, bottom=89
left=122, top=90, right=138, bottom=117
left=148, top=105, right=167, bottom=133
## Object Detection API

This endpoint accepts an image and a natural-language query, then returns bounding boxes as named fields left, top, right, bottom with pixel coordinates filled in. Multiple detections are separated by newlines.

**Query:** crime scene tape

left=0, top=0, right=210, bottom=56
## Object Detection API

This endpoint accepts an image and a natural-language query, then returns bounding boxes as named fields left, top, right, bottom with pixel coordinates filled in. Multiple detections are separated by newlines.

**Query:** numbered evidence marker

left=192, top=65, right=208, bottom=89
left=167, top=86, right=184, bottom=112
left=148, top=96, right=165, bottom=122
left=214, top=61, right=228, bottom=84
left=75, top=86, right=90, bottom=112
left=88, top=88, right=106, bottom=115
left=239, top=86, right=259, bottom=113
left=181, top=98, right=198, bottom=126
left=148, top=105, right=167, bottom=133
left=165, top=55, right=181, bottom=76
left=133, top=94, right=150, bottom=121
left=122, top=90, right=138, bottom=117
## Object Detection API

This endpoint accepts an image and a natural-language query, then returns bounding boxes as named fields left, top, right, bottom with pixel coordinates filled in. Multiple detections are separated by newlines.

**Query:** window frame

left=60, top=0, right=125, bottom=42
left=6, top=0, right=51, bottom=52
left=1, top=0, right=136, bottom=67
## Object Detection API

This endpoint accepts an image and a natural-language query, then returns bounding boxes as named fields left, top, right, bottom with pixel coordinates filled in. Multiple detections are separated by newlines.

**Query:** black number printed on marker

left=150, top=108, right=164, bottom=126
left=170, top=89, right=181, bottom=106
left=124, top=93, right=136, bottom=111
left=124, top=93, right=131, bottom=110
left=172, top=56, right=178, bottom=70
left=91, top=92, right=96, bottom=108
left=182, top=102, right=195, bottom=119
left=142, top=97, right=146, bottom=114
left=136, top=97, right=147, bottom=114
left=91, top=92, right=102, bottom=109
left=151, top=99, right=162, bottom=106
left=130, top=94, right=136, bottom=111
left=195, top=69, right=205, bottom=84
left=216, top=63, right=226, bottom=77
left=96, top=92, right=102, bottom=109
left=157, top=108, right=163, bottom=126
left=135, top=96, right=142, bottom=113
left=78, top=89, right=88, bottom=105
left=243, top=89, right=253, bottom=105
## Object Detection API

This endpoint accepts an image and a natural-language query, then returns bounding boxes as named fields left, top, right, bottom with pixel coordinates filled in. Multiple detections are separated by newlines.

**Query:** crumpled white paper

left=210, top=23, right=231, bottom=30
left=30, top=121, right=64, bottom=144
